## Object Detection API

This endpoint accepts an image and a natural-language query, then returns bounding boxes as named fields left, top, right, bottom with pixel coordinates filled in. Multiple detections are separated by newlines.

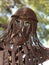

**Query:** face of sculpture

left=11, top=17, right=32, bottom=45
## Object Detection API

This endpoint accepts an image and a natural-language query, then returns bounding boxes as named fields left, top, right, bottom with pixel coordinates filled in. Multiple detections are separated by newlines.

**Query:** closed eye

left=24, top=21, right=30, bottom=26
left=16, top=19, right=20, bottom=23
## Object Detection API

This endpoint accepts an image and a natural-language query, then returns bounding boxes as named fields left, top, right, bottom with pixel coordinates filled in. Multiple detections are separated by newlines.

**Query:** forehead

left=11, top=15, right=33, bottom=23
left=19, top=18, right=33, bottom=22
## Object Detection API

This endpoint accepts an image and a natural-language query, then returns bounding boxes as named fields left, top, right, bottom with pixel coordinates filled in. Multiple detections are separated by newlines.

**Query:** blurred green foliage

left=0, top=0, right=49, bottom=43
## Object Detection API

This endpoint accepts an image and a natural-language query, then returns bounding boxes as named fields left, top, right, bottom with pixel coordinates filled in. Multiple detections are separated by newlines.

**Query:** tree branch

left=0, top=23, right=8, bottom=29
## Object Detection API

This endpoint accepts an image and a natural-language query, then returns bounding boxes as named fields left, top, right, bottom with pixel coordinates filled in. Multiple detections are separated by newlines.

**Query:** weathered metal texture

left=0, top=7, right=49, bottom=65
left=0, top=51, right=3, bottom=65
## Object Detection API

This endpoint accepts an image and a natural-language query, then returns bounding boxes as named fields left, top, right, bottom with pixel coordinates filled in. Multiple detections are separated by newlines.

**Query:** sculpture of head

left=10, top=7, right=38, bottom=45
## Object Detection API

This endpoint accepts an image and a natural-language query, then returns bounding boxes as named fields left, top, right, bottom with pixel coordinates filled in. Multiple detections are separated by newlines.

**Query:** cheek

left=13, top=36, right=19, bottom=45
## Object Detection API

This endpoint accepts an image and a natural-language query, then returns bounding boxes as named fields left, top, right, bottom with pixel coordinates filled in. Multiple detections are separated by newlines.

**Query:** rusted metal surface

left=0, top=7, right=49, bottom=65
left=0, top=51, right=3, bottom=65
